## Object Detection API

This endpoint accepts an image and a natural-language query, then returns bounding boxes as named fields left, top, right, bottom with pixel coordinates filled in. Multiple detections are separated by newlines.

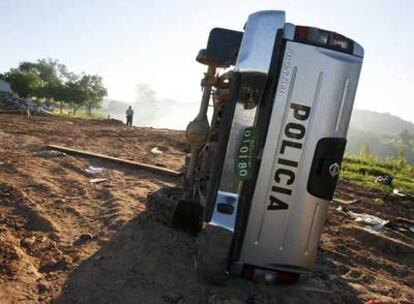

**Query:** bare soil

left=0, top=113, right=412, bottom=304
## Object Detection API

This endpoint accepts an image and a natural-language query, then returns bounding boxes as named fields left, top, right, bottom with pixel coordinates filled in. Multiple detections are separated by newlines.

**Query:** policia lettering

left=267, top=103, right=311, bottom=210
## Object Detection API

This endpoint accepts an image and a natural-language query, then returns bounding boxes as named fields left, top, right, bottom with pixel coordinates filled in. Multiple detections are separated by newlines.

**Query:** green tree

left=66, top=81, right=88, bottom=115
left=19, top=59, right=72, bottom=102
left=20, top=60, right=57, bottom=85
left=2, top=58, right=108, bottom=116
left=51, top=83, right=68, bottom=113
left=79, top=75, right=107, bottom=116
left=50, top=81, right=89, bottom=115
left=4, top=69, right=42, bottom=98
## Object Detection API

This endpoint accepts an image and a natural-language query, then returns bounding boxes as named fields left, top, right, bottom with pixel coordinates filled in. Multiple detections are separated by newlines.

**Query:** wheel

left=146, top=187, right=183, bottom=226
left=195, top=224, right=233, bottom=285
left=146, top=187, right=203, bottom=234
left=171, top=200, right=203, bottom=235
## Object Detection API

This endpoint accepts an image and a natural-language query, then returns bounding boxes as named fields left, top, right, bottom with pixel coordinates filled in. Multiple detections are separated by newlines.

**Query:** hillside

left=347, top=110, right=414, bottom=164
left=349, top=110, right=414, bottom=135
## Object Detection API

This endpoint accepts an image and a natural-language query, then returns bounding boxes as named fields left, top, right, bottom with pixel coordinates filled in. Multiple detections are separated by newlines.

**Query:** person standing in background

left=126, top=106, right=134, bottom=126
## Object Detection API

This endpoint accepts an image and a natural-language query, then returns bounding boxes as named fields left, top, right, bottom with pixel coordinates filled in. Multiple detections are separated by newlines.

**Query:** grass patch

left=340, top=154, right=414, bottom=192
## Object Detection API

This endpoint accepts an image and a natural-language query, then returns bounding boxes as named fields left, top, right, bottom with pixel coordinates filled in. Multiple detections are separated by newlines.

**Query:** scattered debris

left=150, top=147, right=163, bottom=155
left=375, top=175, right=393, bottom=186
left=362, top=225, right=385, bottom=234
left=20, top=236, right=37, bottom=248
left=347, top=211, right=389, bottom=234
left=34, top=150, right=66, bottom=158
left=348, top=211, right=389, bottom=227
left=333, top=198, right=359, bottom=205
left=393, top=188, right=405, bottom=197
left=85, top=166, right=105, bottom=174
left=393, top=188, right=414, bottom=198
left=0, top=94, right=54, bottom=114
left=89, top=178, right=108, bottom=184
left=335, top=205, right=348, bottom=212
left=46, top=144, right=183, bottom=177
left=73, top=233, right=94, bottom=246
left=384, top=217, right=414, bottom=235
left=373, top=198, right=384, bottom=206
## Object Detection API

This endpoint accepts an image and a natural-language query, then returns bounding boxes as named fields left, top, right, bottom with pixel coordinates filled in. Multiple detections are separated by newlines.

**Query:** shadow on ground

left=53, top=209, right=363, bottom=304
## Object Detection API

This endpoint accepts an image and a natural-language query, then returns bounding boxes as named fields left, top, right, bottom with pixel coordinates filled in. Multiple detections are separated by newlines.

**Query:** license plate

left=236, top=127, right=257, bottom=181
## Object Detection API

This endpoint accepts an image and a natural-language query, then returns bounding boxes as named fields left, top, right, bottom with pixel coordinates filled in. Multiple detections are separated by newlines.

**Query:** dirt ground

left=0, top=113, right=412, bottom=304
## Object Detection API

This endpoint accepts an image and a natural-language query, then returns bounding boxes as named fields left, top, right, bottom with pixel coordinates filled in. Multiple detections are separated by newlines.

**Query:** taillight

left=329, top=32, right=352, bottom=51
left=241, top=265, right=300, bottom=284
left=275, top=271, right=300, bottom=284
left=242, top=265, right=255, bottom=280
left=294, top=26, right=353, bottom=53
left=295, top=26, right=308, bottom=40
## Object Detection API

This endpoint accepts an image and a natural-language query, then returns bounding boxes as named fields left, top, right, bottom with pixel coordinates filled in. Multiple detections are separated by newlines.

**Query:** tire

left=171, top=200, right=203, bottom=235
left=195, top=224, right=233, bottom=285
left=146, top=187, right=203, bottom=234
left=146, top=187, right=183, bottom=226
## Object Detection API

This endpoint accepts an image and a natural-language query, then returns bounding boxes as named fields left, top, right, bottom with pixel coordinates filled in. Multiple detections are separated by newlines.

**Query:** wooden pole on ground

left=46, top=144, right=182, bottom=177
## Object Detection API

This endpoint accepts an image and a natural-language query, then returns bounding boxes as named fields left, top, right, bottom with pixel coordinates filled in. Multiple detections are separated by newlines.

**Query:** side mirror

left=196, top=28, right=243, bottom=67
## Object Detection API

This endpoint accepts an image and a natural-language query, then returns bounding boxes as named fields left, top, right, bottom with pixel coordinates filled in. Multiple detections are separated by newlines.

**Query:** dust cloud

left=101, top=98, right=199, bottom=130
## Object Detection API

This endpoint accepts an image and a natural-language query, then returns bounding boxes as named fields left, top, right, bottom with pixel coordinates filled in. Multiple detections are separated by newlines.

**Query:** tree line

left=0, top=58, right=107, bottom=116
left=347, top=127, right=414, bottom=165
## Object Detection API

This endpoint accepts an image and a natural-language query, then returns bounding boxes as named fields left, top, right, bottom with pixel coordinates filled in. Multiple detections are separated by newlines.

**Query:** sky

left=1, top=0, right=414, bottom=125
